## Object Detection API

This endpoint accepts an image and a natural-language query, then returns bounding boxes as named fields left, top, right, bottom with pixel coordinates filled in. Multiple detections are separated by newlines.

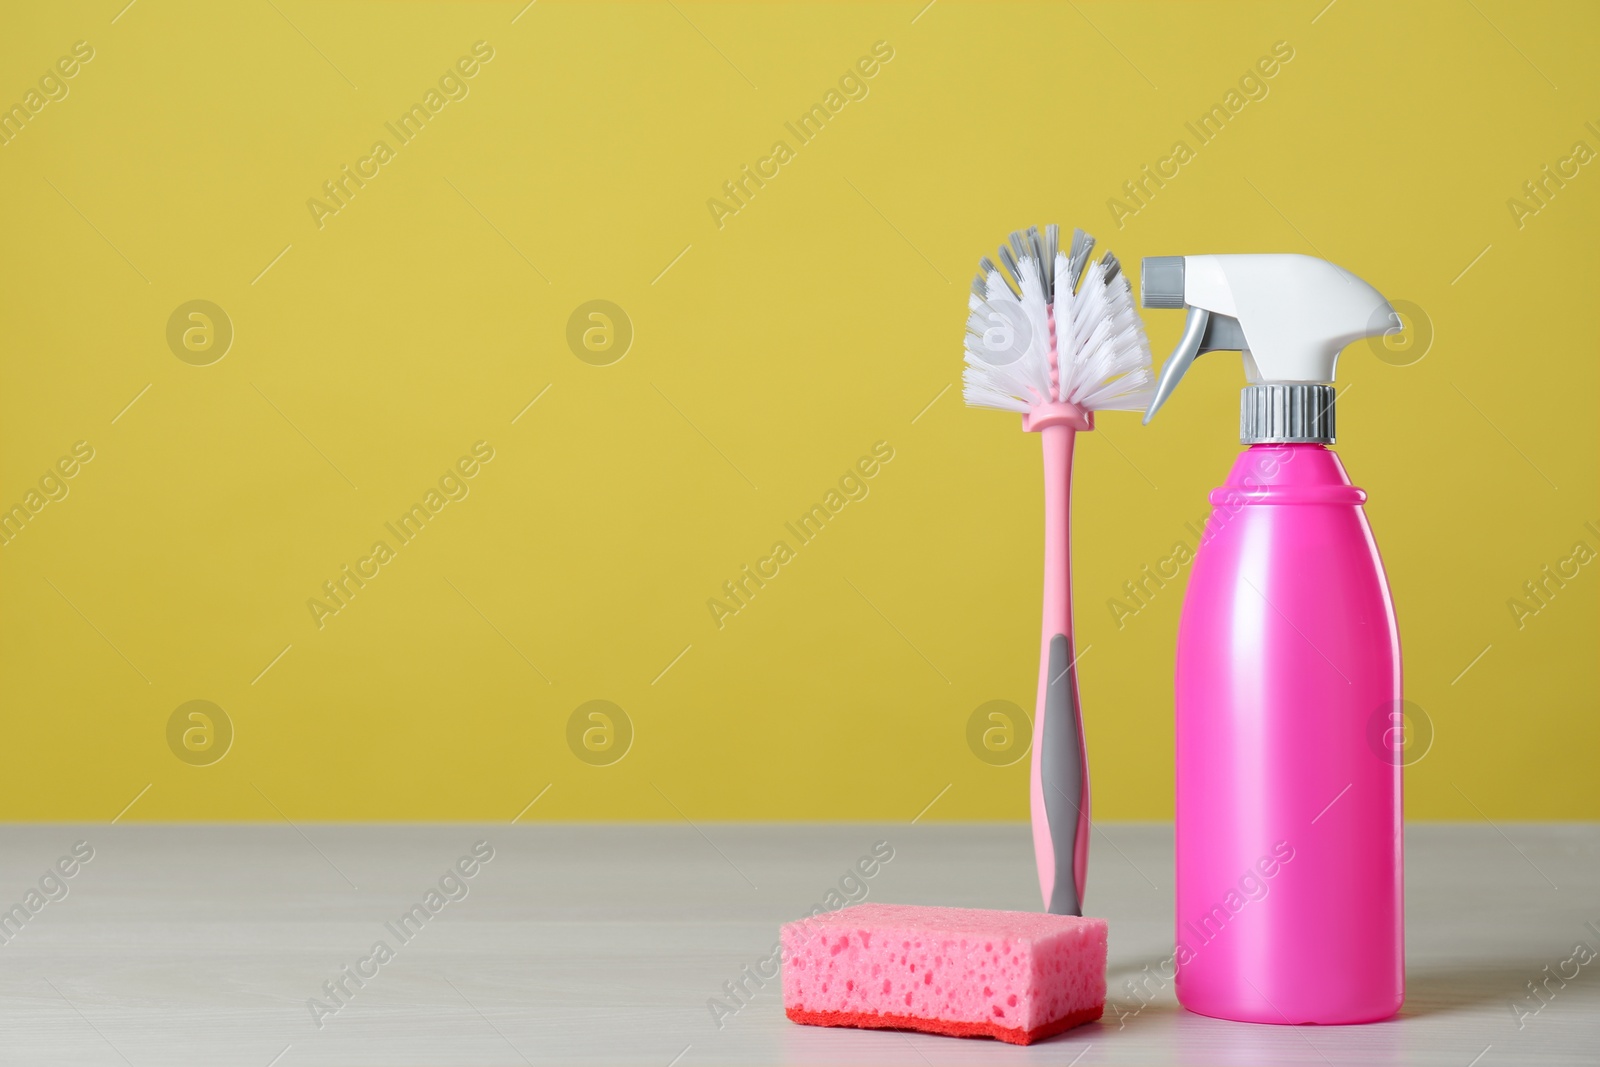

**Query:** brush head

left=963, top=226, right=1155, bottom=417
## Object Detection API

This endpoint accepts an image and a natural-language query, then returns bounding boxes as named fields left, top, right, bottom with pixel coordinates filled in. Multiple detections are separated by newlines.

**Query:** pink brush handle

left=1023, top=407, right=1092, bottom=915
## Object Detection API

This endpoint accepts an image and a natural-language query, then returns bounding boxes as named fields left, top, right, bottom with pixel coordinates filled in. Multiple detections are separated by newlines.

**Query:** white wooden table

left=0, top=823, right=1594, bottom=1065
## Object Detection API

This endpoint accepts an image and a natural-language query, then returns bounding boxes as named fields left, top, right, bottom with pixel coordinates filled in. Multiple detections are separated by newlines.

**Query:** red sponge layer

left=786, top=1003, right=1103, bottom=1046
left=782, top=903, right=1107, bottom=1046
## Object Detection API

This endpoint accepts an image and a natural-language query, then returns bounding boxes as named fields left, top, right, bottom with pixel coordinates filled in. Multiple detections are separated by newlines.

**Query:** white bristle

left=963, top=226, right=1155, bottom=415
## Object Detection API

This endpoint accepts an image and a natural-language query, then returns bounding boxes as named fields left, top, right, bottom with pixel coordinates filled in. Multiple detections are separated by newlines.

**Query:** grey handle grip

left=1041, top=633, right=1089, bottom=916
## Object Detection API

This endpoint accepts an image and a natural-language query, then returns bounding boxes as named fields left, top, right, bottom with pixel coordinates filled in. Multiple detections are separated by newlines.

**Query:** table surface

left=0, top=822, right=1595, bottom=1066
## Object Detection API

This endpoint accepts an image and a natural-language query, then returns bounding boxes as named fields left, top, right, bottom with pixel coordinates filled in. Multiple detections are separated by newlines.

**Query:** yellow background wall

left=1, top=1, right=1594, bottom=822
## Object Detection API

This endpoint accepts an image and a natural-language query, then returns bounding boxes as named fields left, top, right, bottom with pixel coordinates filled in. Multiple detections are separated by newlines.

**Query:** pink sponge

left=782, top=903, right=1107, bottom=1045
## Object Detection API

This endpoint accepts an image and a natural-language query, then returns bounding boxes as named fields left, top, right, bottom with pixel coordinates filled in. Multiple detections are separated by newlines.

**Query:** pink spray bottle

left=1140, top=254, right=1405, bottom=1024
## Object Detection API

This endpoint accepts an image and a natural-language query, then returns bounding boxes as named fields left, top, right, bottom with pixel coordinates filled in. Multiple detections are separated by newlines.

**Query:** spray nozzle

left=1138, top=254, right=1399, bottom=443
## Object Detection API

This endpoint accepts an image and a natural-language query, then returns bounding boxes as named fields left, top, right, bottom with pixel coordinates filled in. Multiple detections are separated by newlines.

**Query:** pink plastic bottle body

left=1174, top=444, right=1403, bottom=1024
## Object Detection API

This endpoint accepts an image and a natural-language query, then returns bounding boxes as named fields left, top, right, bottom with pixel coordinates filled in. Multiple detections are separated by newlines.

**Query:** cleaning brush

left=963, top=225, right=1154, bottom=915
